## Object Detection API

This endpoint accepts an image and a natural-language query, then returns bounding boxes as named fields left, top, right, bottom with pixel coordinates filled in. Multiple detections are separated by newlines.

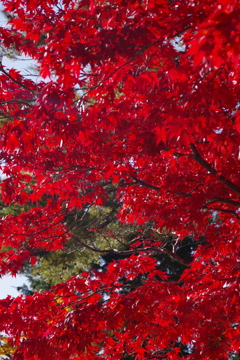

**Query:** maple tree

left=0, top=0, right=239, bottom=359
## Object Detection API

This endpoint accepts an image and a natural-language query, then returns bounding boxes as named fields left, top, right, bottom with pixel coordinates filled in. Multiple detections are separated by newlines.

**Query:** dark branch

left=0, top=66, right=37, bottom=95
left=131, top=176, right=161, bottom=191
left=218, top=176, right=240, bottom=196
left=0, top=99, right=34, bottom=106
left=78, top=27, right=191, bottom=103
left=190, top=143, right=240, bottom=196
left=70, top=232, right=191, bottom=267
left=207, top=197, right=240, bottom=208
left=190, top=143, right=217, bottom=175
left=208, top=208, right=240, bottom=220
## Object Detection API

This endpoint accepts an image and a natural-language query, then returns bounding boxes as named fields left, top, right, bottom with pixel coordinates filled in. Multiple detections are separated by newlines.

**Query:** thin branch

left=190, top=143, right=217, bottom=175
left=218, top=175, right=240, bottom=196
left=69, top=232, right=191, bottom=267
left=78, top=26, right=191, bottom=102
left=190, top=143, right=240, bottom=196
left=161, top=248, right=191, bottom=267
left=131, top=176, right=161, bottom=191
left=125, top=175, right=240, bottom=211
left=174, top=191, right=192, bottom=198
left=78, top=47, right=148, bottom=102
left=208, top=207, right=240, bottom=220
left=15, top=164, right=103, bottom=173
left=0, top=66, right=37, bottom=95
left=207, top=197, right=240, bottom=208
left=0, top=99, right=34, bottom=106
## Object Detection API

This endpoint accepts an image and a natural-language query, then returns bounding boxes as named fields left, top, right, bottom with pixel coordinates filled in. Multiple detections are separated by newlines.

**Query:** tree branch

left=0, top=99, right=34, bottom=106
left=127, top=174, right=240, bottom=214
left=190, top=143, right=217, bottom=175
left=207, top=197, right=240, bottom=208
left=190, top=143, right=240, bottom=196
left=0, top=66, right=37, bottom=95
left=131, top=176, right=161, bottom=191
left=78, top=27, right=191, bottom=102
left=208, top=207, right=240, bottom=220
left=70, top=232, right=191, bottom=267
left=218, top=175, right=240, bottom=196
left=161, top=248, right=191, bottom=267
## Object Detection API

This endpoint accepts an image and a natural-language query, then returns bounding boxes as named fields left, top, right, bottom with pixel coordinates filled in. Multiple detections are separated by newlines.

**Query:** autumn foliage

left=0, top=0, right=239, bottom=359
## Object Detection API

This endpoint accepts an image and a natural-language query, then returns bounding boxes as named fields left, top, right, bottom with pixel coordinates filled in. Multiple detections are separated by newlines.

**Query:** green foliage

left=18, top=207, right=196, bottom=294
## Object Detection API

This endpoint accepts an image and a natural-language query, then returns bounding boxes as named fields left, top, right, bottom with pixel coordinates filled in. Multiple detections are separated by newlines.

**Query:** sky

left=0, top=275, right=28, bottom=299
left=0, top=9, right=33, bottom=299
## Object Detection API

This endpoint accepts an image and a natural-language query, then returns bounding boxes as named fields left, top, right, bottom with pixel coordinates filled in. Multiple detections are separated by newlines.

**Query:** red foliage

left=0, top=0, right=239, bottom=359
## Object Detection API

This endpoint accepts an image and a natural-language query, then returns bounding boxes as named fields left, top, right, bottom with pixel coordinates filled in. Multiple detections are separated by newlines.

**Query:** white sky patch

left=0, top=274, right=27, bottom=299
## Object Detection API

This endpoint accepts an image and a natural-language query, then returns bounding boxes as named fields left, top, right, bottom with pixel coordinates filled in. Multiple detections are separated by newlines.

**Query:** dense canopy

left=0, top=0, right=239, bottom=359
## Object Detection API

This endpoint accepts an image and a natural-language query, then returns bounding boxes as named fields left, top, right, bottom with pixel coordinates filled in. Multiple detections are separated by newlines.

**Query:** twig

left=69, top=232, right=191, bottom=267
left=190, top=143, right=240, bottom=196
left=190, top=143, right=217, bottom=175
left=0, top=99, right=34, bottom=106
left=207, top=197, right=240, bottom=208
left=78, top=27, right=191, bottom=102
left=208, top=207, right=240, bottom=220
left=131, top=176, right=161, bottom=191
left=0, top=66, right=37, bottom=95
